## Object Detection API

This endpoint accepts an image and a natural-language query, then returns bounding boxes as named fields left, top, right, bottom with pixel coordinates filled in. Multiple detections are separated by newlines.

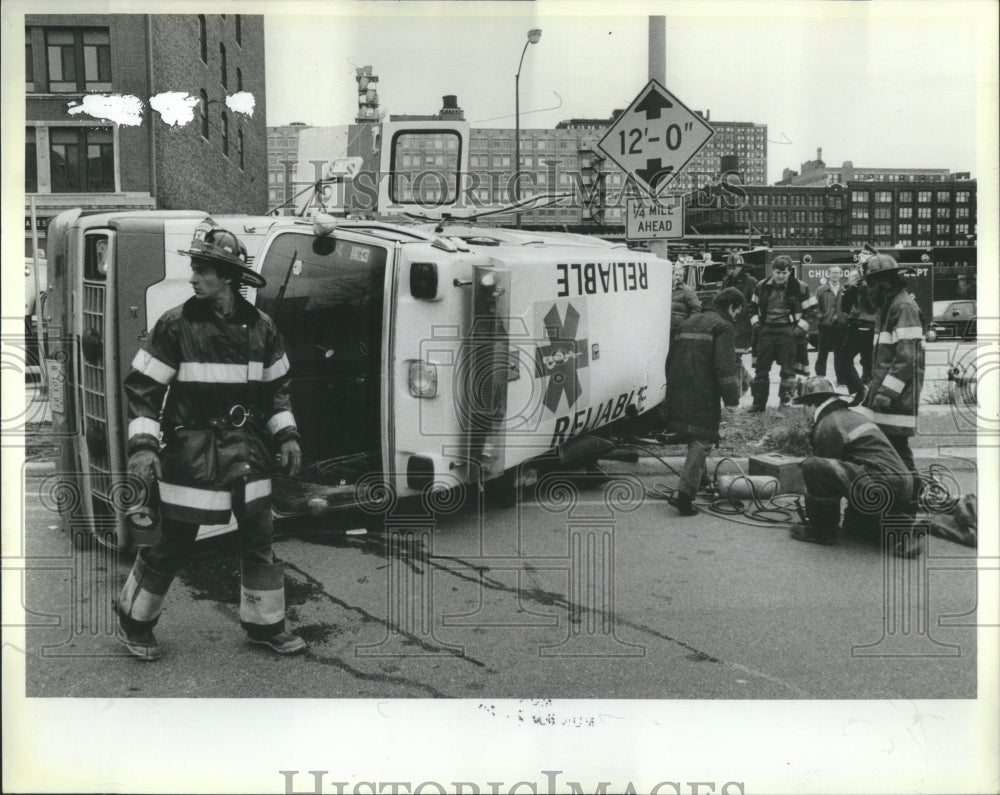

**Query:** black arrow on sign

left=635, top=88, right=673, bottom=120
left=635, top=159, right=675, bottom=192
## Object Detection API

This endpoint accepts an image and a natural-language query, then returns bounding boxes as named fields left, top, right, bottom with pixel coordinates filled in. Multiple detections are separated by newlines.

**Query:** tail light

left=408, top=361, right=438, bottom=398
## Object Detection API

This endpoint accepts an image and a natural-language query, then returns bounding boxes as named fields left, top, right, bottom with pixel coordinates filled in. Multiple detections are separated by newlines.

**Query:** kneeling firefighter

left=788, top=377, right=921, bottom=558
left=116, top=220, right=305, bottom=660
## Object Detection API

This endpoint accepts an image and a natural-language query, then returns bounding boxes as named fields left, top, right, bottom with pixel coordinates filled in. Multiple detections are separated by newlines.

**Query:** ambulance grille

left=82, top=283, right=111, bottom=499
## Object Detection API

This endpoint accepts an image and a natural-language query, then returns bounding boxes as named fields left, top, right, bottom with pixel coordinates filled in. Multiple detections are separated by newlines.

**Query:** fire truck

left=43, top=123, right=671, bottom=549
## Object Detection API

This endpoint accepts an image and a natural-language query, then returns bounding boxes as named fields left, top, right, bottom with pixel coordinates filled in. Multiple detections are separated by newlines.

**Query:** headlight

left=925, top=329, right=937, bottom=342
left=408, top=361, right=438, bottom=398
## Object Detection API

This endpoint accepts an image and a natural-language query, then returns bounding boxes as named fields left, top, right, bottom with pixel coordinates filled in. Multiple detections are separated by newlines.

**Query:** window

left=200, top=89, right=209, bottom=139
left=899, top=191, right=913, bottom=202
left=935, top=224, right=950, bottom=235
left=238, top=130, right=245, bottom=169
left=236, top=67, right=243, bottom=92
left=918, top=191, right=932, bottom=202
left=936, top=207, right=951, bottom=219
left=49, top=126, right=114, bottom=192
left=898, top=223, right=912, bottom=236
left=198, top=15, right=207, bottom=63
left=956, top=191, right=970, bottom=203
left=936, top=190, right=951, bottom=202
left=851, top=190, right=869, bottom=203
left=874, top=207, right=891, bottom=219
left=917, top=207, right=931, bottom=219
left=46, top=28, right=111, bottom=92
left=235, top=15, right=242, bottom=45
left=874, top=224, right=891, bottom=237
left=851, top=207, right=869, bottom=219
left=899, top=207, right=912, bottom=218
left=26, top=36, right=34, bottom=88
left=875, top=191, right=892, bottom=202
left=25, top=127, right=37, bottom=192
left=220, top=43, right=227, bottom=87
left=956, top=207, right=969, bottom=218
left=221, top=111, right=229, bottom=156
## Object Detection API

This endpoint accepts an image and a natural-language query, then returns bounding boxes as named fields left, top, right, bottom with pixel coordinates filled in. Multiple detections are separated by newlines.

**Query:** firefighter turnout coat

left=663, top=308, right=742, bottom=441
left=860, top=289, right=925, bottom=437
left=125, top=295, right=300, bottom=525
left=748, top=274, right=817, bottom=334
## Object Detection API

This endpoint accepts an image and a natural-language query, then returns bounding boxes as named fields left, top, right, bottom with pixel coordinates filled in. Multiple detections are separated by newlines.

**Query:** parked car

left=926, top=299, right=976, bottom=341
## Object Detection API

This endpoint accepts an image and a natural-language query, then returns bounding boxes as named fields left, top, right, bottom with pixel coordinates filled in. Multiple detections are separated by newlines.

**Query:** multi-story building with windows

left=267, top=122, right=310, bottom=214
left=25, top=14, right=266, bottom=255
left=674, top=179, right=976, bottom=249
left=777, top=149, right=970, bottom=187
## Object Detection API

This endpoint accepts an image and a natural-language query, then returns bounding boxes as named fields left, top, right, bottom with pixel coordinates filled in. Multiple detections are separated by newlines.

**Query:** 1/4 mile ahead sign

left=598, top=80, right=715, bottom=197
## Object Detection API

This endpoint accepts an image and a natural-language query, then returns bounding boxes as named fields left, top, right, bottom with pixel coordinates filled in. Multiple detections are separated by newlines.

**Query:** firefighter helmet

left=792, top=376, right=845, bottom=405
left=863, top=253, right=916, bottom=281
left=179, top=220, right=266, bottom=288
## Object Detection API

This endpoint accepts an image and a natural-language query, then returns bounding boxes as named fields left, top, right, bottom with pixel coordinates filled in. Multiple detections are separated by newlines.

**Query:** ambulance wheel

left=483, top=471, right=519, bottom=509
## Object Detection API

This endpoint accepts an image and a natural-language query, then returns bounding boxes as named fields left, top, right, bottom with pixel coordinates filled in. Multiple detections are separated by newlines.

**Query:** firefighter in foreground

left=662, top=287, right=745, bottom=516
left=788, top=376, right=921, bottom=557
left=116, top=221, right=305, bottom=660
left=747, top=255, right=817, bottom=411
left=858, top=254, right=925, bottom=486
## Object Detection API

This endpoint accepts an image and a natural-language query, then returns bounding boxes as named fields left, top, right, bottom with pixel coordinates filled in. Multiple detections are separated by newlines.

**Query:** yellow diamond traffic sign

left=598, top=79, right=715, bottom=197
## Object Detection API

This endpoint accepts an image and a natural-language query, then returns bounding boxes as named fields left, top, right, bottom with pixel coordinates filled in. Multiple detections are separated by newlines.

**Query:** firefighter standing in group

left=836, top=261, right=879, bottom=396
left=858, top=253, right=926, bottom=490
left=720, top=252, right=757, bottom=395
left=670, top=261, right=702, bottom=339
left=116, top=220, right=306, bottom=661
left=747, top=255, right=817, bottom=411
left=787, top=376, right=921, bottom=557
left=662, top=287, right=745, bottom=516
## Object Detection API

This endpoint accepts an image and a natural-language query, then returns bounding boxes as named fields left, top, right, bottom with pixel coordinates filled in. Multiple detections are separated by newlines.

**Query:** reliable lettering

left=550, top=386, right=648, bottom=446
left=556, top=262, right=648, bottom=298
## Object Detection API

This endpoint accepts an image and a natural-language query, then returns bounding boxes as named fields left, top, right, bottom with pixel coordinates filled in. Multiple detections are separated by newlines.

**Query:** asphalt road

left=20, top=462, right=979, bottom=701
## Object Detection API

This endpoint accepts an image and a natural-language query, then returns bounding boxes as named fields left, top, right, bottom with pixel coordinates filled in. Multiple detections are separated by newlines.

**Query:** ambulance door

left=255, top=230, right=390, bottom=471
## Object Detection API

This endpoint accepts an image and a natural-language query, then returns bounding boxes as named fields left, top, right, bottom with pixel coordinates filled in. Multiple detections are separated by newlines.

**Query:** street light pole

left=515, top=28, right=542, bottom=229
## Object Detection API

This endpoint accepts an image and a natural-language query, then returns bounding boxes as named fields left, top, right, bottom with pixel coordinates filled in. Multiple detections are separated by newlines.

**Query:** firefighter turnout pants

left=801, top=456, right=914, bottom=537
left=752, top=324, right=798, bottom=409
left=117, top=484, right=288, bottom=640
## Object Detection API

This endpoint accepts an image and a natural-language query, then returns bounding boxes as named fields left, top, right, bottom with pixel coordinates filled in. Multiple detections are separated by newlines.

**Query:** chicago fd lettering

left=550, top=386, right=648, bottom=446
left=556, top=262, right=648, bottom=297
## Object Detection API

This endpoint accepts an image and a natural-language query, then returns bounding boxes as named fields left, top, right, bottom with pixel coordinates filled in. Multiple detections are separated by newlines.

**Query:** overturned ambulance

left=43, top=124, right=671, bottom=548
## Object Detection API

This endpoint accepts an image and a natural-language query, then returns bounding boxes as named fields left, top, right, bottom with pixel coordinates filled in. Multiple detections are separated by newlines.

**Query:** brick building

left=25, top=14, right=266, bottom=255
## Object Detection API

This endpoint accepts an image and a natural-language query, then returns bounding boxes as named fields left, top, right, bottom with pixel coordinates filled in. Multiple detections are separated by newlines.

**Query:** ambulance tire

left=484, top=471, right=520, bottom=509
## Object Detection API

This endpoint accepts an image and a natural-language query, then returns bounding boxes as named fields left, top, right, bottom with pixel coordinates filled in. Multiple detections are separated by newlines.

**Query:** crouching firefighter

left=788, top=377, right=922, bottom=558
left=747, top=255, right=817, bottom=411
left=116, top=220, right=306, bottom=660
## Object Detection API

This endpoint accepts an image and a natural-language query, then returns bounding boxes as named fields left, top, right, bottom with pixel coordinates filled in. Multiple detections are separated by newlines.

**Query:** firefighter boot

left=116, top=553, right=172, bottom=661
left=241, top=561, right=307, bottom=655
left=789, top=495, right=841, bottom=546
left=778, top=377, right=797, bottom=407
left=749, top=379, right=769, bottom=413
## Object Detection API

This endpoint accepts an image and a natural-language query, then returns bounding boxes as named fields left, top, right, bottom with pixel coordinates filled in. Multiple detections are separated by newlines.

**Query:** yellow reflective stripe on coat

left=797, top=318, right=810, bottom=332
left=131, top=349, right=177, bottom=384
left=176, top=362, right=252, bottom=383
left=159, top=481, right=232, bottom=510
left=877, top=327, right=925, bottom=345
left=263, top=354, right=290, bottom=381
left=882, top=374, right=906, bottom=394
left=267, top=410, right=297, bottom=434
left=855, top=406, right=917, bottom=428
left=846, top=421, right=880, bottom=442
left=128, top=417, right=160, bottom=440
left=676, top=332, right=713, bottom=341
left=245, top=479, right=272, bottom=504
left=801, top=296, right=818, bottom=309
